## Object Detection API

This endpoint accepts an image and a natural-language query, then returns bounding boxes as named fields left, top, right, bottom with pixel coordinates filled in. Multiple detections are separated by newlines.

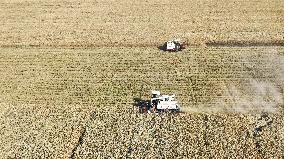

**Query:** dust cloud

left=185, top=48, right=284, bottom=114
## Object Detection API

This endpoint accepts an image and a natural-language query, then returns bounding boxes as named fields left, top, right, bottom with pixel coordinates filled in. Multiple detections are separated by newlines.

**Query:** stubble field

left=0, top=0, right=284, bottom=158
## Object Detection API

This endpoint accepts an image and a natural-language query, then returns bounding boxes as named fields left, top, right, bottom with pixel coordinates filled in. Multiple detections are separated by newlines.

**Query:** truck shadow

left=157, top=43, right=166, bottom=51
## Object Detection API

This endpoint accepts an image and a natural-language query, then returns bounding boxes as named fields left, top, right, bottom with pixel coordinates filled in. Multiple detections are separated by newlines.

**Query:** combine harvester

left=162, top=39, right=186, bottom=52
left=139, top=91, right=181, bottom=113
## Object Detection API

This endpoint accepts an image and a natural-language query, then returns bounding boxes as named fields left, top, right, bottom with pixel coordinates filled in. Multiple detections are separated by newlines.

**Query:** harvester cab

left=148, top=90, right=181, bottom=113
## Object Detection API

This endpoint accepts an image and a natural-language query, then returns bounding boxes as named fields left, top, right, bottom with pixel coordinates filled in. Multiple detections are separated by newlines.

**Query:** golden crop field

left=0, top=0, right=284, bottom=158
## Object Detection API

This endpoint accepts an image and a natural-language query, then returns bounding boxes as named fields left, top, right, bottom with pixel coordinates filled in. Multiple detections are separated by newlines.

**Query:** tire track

left=70, top=126, right=86, bottom=159
left=69, top=111, right=96, bottom=159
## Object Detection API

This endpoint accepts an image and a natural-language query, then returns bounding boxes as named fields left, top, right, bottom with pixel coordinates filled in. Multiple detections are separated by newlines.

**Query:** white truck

left=163, top=39, right=185, bottom=52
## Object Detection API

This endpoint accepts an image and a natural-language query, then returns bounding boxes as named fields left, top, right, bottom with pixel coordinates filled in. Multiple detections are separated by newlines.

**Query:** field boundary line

left=205, top=40, right=284, bottom=47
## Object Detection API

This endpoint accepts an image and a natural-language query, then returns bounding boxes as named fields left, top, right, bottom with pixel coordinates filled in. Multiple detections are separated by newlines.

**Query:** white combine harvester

left=139, top=91, right=181, bottom=113
left=162, top=39, right=186, bottom=52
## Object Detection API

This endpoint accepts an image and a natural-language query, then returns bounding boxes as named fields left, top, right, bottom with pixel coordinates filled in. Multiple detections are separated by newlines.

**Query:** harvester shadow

left=133, top=98, right=151, bottom=113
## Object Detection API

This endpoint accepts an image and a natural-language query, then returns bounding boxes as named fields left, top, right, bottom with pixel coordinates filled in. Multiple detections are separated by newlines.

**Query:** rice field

left=0, top=0, right=284, bottom=158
